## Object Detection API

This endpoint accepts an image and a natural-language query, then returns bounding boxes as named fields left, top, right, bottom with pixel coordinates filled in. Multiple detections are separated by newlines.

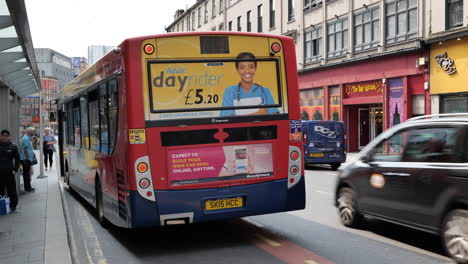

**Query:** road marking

left=255, top=233, right=281, bottom=247
left=305, top=260, right=319, bottom=264
left=75, top=206, right=109, bottom=264
left=243, top=218, right=265, bottom=227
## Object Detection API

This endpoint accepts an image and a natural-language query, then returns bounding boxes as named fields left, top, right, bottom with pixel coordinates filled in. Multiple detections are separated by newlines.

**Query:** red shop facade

left=298, top=51, right=430, bottom=152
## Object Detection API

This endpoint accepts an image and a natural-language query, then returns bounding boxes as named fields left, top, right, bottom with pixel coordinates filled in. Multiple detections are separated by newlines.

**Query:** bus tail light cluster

left=288, top=146, right=302, bottom=189
left=134, top=156, right=155, bottom=201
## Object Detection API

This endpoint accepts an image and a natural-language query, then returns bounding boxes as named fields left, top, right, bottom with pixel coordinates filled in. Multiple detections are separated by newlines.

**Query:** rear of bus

left=125, top=32, right=305, bottom=227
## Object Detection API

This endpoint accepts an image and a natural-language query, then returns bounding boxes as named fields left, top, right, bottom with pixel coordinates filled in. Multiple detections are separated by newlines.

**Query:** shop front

left=430, top=38, right=468, bottom=113
left=299, top=51, right=428, bottom=152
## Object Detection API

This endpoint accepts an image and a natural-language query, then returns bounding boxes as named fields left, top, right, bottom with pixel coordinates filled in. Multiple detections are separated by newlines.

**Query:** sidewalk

left=0, top=151, right=71, bottom=264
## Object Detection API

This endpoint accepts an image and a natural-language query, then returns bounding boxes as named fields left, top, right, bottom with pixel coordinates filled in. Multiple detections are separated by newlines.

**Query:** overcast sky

left=25, top=0, right=195, bottom=58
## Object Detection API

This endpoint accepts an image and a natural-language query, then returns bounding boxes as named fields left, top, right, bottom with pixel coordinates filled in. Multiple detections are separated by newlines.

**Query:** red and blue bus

left=57, top=32, right=305, bottom=228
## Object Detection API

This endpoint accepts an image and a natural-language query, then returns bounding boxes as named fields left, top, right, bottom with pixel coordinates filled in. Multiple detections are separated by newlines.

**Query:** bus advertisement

left=58, top=32, right=305, bottom=228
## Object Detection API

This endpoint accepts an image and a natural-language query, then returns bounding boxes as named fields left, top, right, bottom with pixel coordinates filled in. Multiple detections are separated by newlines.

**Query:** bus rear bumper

left=128, top=178, right=305, bottom=228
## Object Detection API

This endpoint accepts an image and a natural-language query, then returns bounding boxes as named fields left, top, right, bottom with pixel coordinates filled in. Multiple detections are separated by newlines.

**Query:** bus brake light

left=271, top=42, right=281, bottom=53
left=144, top=44, right=155, bottom=55
left=139, top=178, right=150, bottom=189
left=137, top=162, right=148, bottom=173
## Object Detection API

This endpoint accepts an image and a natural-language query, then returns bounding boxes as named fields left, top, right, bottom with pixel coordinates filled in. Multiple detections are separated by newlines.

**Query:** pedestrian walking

left=42, top=127, right=56, bottom=171
left=19, top=127, right=36, bottom=192
left=0, top=129, right=20, bottom=212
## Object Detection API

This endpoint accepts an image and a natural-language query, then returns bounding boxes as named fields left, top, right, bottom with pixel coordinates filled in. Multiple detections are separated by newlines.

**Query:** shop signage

left=435, top=52, right=457, bottom=75
left=344, top=80, right=383, bottom=98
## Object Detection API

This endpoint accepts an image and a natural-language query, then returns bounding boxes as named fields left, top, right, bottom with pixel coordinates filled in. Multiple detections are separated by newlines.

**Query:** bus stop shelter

left=0, top=0, right=41, bottom=143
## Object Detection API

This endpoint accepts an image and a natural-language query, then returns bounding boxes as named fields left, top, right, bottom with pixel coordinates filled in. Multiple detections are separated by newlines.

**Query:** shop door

left=358, top=108, right=370, bottom=149
left=370, top=107, right=383, bottom=141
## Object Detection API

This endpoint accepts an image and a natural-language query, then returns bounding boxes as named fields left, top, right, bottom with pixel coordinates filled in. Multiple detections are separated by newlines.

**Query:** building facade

left=425, top=0, right=468, bottom=114
left=88, top=45, right=114, bottom=65
left=166, top=0, right=468, bottom=152
left=71, top=57, right=88, bottom=78
left=20, top=49, right=73, bottom=131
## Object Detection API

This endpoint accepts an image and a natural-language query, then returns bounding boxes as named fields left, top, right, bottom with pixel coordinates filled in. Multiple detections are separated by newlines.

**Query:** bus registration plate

left=205, top=197, right=243, bottom=211
left=310, top=153, right=324, bottom=157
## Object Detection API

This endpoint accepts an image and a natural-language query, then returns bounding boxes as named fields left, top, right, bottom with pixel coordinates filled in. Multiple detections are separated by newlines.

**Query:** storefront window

left=441, top=95, right=468, bottom=113
left=329, top=86, right=341, bottom=121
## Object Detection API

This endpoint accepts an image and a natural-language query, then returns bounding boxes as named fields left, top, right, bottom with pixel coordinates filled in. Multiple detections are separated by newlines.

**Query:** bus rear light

left=290, top=166, right=299, bottom=175
left=290, top=151, right=300, bottom=161
left=288, top=146, right=302, bottom=189
left=271, top=42, right=281, bottom=53
left=139, top=178, right=150, bottom=189
left=137, top=162, right=148, bottom=173
left=144, top=44, right=155, bottom=55
left=135, top=156, right=155, bottom=202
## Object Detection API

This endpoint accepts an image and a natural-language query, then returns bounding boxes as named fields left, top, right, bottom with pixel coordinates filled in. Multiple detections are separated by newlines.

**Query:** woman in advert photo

left=220, top=52, right=279, bottom=117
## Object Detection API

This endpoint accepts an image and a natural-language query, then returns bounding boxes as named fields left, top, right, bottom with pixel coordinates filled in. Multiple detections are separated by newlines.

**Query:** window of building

left=304, top=25, right=323, bottom=63
left=219, top=0, right=224, bottom=14
left=258, top=4, right=263, bottom=32
left=247, top=11, right=252, bottom=32
left=228, top=21, right=232, bottom=31
left=219, top=23, right=224, bottom=30
left=447, top=0, right=463, bottom=29
left=187, top=16, right=191, bottom=31
left=192, top=12, right=196, bottom=30
left=288, top=0, right=295, bottom=21
left=354, top=6, right=380, bottom=52
left=441, top=94, right=468, bottom=113
left=327, top=18, right=348, bottom=58
left=212, top=0, right=216, bottom=18
left=237, top=16, right=242, bottom=31
left=198, top=7, right=201, bottom=27
left=270, top=0, right=275, bottom=28
left=204, top=2, right=208, bottom=23
left=211, top=26, right=216, bottom=31
left=385, top=0, right=417, bottom=44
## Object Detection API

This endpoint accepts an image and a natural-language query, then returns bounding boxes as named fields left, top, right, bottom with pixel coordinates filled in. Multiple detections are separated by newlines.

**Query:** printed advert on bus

left=168, top=143, right=274, bottom=185
left=145, top=55, right=289, bottom=120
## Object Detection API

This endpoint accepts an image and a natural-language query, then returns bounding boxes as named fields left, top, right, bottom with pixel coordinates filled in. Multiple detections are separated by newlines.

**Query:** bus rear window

left=145, top=57, right=287, bottom=121
left=200, top=36, right=229, bottom=54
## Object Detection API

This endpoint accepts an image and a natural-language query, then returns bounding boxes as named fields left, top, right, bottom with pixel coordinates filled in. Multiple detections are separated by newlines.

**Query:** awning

left=0, top=0, right=40, bottom=98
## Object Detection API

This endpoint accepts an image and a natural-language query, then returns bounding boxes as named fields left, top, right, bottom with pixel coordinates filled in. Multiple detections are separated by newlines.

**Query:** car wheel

left=96, top=179, right=111, bottom=228
left=337, top=187, right=362, bottom=228
left=442, top=209, right=468, bottom=264
left=330, top=163, right=340, bottom=171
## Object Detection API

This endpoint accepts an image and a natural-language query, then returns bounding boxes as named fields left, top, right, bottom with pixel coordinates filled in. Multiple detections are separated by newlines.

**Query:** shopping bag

left=0, top=196, right=11, bottom=215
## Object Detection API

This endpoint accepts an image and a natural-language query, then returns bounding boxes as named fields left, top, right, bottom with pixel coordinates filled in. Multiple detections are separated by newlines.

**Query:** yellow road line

left=255, top=233, right=281, bottom=247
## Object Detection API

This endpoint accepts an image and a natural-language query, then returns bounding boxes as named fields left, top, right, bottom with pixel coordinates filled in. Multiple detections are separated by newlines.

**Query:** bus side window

left=99, top=83, right=109, bottom=154
left=80, top=96, right=90, bottom=149
left=88, top=89, right=100, bottom=152
left=108, top=79, right=119, bottom=154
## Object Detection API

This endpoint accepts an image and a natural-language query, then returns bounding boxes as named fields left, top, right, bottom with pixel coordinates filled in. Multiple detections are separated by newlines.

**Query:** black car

left=335, top=114, right=468, bottom=264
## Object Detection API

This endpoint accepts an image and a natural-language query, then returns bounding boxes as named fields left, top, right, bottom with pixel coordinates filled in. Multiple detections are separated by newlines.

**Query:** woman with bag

left=42, top=128, right=56, bottom=171
left=19, top=127, right=36, bottom=192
